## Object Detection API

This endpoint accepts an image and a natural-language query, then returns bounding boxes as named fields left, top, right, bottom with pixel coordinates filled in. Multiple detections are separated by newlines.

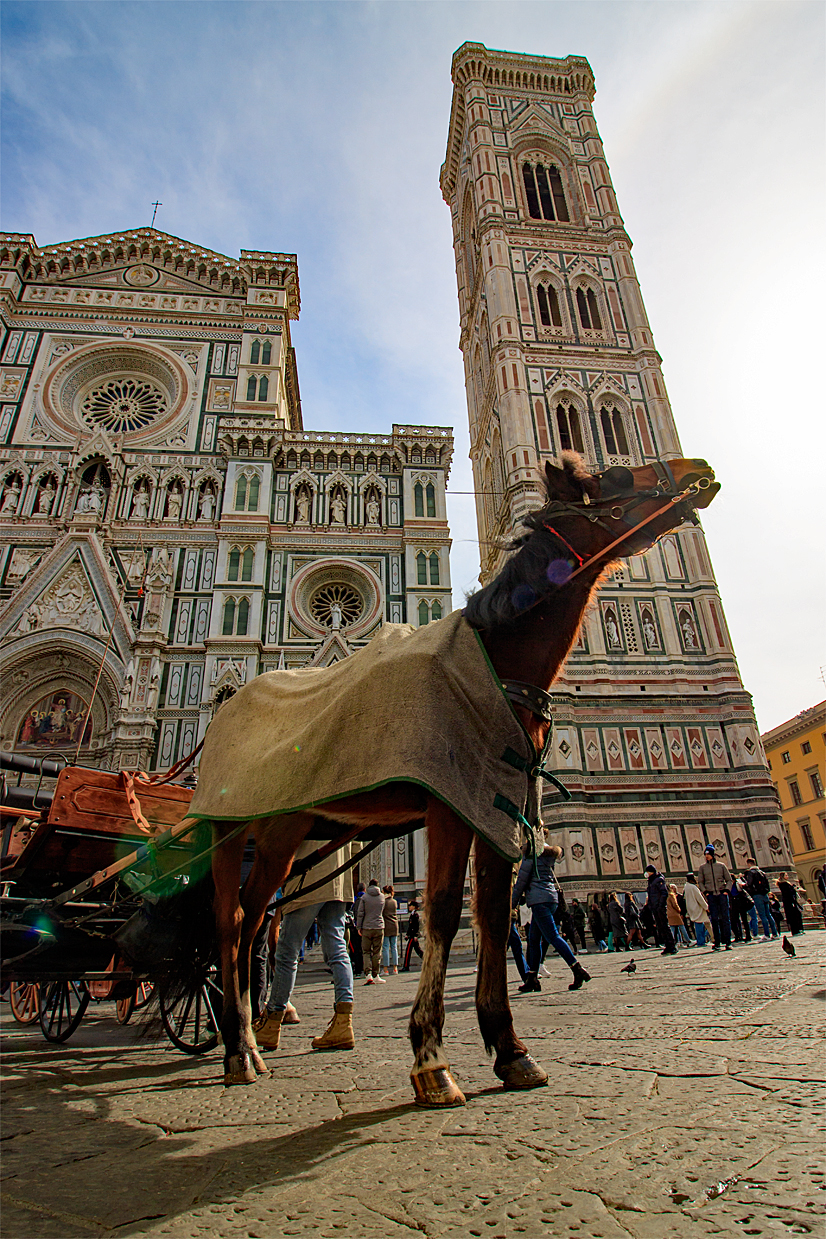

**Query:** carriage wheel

left=9, top=981, right=40, bottom=1024
left=39, top=981, right=90, bottom=1043
left=116, top=981, right=154, bottom=1025
left=159, top=966, right=222, bottom=1054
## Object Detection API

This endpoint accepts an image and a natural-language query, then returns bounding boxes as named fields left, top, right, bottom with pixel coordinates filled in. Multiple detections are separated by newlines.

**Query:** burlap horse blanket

left=188, top=610, right=544, bottom=861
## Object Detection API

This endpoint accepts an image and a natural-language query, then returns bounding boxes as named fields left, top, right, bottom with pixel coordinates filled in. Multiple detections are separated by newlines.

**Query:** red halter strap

left=542, top=523, right=585, bottom=567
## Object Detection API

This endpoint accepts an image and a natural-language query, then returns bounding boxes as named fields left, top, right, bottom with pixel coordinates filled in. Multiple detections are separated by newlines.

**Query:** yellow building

left=761, top=702, right=826, bottom=900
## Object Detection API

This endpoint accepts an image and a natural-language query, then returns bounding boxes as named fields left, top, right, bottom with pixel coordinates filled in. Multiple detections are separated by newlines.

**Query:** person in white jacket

left=683, top=873, right=712, bottom=947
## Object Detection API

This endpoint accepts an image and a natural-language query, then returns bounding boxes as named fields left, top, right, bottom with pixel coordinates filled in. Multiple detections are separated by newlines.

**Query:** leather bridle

left=541, top=464, right=714, bottom=588
left=500, top=464, right=714, bottom=725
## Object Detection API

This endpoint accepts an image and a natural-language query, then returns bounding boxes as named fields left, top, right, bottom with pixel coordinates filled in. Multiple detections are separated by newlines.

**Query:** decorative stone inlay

left=80, top=376, right=168, bottom=434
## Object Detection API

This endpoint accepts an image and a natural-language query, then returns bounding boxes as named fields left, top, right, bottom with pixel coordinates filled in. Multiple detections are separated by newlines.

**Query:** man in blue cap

left=696, top=844, right=733, bottom=950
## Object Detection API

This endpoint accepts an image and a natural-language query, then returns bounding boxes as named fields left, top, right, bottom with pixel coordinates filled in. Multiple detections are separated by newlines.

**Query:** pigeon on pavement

left=620, top=959, right=636, bottom=974
left=782, top=936, right=796, bottom=958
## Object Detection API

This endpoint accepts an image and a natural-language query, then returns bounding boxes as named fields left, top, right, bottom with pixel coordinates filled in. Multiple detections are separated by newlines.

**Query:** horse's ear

left=544, top=459, right=581, bottom=501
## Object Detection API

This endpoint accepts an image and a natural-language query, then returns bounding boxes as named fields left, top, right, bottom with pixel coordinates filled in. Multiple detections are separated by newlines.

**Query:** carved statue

left=165, top=485, right=183, bottom=522
left=330, top=602, right=343, bottom=631
left=130, top=486, right=150, bottom=521
left=35, top=477, right=57, bottom=515
left=295, top=490, right=310, bottom=523
left=146, top=546, right=173, bottom=586
left=366, top=497, right=380, bottom=526
left=1, top=479, right=21, bottom=514
left=330, top=492, right=346, bottom=526
left=197, top=489, right=215, bottom=521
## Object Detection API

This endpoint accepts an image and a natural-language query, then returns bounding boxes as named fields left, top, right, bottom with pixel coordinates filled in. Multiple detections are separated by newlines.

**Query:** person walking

left=570, top=899, right=588, bottom=952
left=683, top=873, right=711, bottom=946
left=776, top=873, right=804, bottom=936
left=381, top=884, right=399, bottom=975
left=696, top=844, right=733, bottom=951
left=401, top=899, right=423, bottom=970
left=253, top=842, right=356, bottom=1053
left=511, top=838, right=590, bottom=992
left=349, top=881, right=366, bottom=976
left=667, top=883, right=691, bottom=946
left=816, top=868, right=826, bottom=928
left=607, top=893, right=629, bottom=951
left=624, top=894, right=647, bottom=948
left=508, top=908, right=528, bottom=981
left=643, top=864, right=676, bottom=955
left=730, top=876, right=754, bottom=942
left=588, top=900, right=608, bottom=951
left=356, top=877, right=386, bottom=983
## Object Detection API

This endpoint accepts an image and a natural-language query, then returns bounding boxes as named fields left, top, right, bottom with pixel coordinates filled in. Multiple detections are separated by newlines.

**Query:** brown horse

left=202, top=453, right=718, bottom=1100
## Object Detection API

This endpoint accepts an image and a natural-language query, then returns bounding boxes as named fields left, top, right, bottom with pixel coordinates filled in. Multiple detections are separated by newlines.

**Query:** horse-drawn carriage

left=0, top=751, right=221, bottom=1053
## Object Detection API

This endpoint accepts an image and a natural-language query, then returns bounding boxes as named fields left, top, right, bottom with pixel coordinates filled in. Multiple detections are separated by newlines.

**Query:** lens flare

left=547, top=559, right=573, bottom=585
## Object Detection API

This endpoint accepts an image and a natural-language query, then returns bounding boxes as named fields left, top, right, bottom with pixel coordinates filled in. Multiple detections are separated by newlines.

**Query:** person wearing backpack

left=743, top=857, right=779, bottom=940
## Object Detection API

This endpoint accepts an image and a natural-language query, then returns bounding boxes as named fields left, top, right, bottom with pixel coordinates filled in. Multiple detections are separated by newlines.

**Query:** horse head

left=536, top=452, right=719, bottom=566
left=464, top=453, right=718, bottom=629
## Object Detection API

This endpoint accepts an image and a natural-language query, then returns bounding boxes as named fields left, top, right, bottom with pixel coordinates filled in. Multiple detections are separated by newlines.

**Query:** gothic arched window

left=228, top=548, right=241, bottom=581
left=536, top=283, right=562, bottom=328
left=429, top=553, right=440, bottom=586
left=234, top=475, right=247, bottom=511
left=414, top=483, right=424, bottom=517
left=431, top=600, right=442, bottom=622
left=576, top=287, right=602, bottom=331
left=600, top=405, right=630, bottom=457
left=236, top=597, right=249, bottom=637
left=416, top=552, right=427, bottom=585
left=241, top=547, right=254, bottom=582
left=246, top=375, right=257, bottom=401
left=425, top=482, right=436, bottom=518
left=257, top=376, right=268, bottom=402
left=556, top=402, right=584, bottom=454
left=418, top=600, right=430, bottom=626
left=261, top=341, right=271, bottom=365
left=522, top=161, right=569, bottom=222
left=246, top=474, right=260, bottom=511
left=250, top=340, right=260, bottom=364
left=222, top=597, right=236, bottom=635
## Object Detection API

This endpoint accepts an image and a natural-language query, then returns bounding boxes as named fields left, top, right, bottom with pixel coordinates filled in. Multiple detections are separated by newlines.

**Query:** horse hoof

left=494, top=1053, right=549, bottom=1091
left=223, top=1054, right=258, bottom=1086
left=411, top=1067, right=466, bottom=1107
left=251, top=1048, right=268, bottom=1075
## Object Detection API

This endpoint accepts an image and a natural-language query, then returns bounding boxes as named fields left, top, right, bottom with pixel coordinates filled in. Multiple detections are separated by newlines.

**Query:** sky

left=1, top=0, right=823, bottom=732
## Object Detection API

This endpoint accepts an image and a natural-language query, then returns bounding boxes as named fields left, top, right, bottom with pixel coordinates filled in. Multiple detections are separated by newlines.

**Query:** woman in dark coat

left=588, top=900, right=607, bottom=951
left=607, top=893, right=629, bottom=951
left=624, top=893, right=647, bottom=948
left=776, top=873, right=804, bottom=936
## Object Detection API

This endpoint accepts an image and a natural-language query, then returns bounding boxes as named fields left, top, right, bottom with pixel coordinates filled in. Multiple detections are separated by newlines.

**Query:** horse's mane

left=464, top=453, right=597, bottom=631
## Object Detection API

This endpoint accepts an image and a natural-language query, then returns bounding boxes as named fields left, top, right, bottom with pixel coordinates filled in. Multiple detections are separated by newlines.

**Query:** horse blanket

left=187, top=610, right=544, bottom=861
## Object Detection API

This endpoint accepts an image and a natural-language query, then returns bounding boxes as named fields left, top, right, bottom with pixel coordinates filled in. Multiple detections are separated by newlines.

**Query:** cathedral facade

left=0, top=229, right=453, bottom=894
left=441, top=43, right=790, bottom=892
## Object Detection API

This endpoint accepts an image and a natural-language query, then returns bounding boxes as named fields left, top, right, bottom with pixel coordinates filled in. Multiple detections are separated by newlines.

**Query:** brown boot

left=311, top=1001, right=355, bottom=1051
left=252, top=1008, right=285, bottom=1050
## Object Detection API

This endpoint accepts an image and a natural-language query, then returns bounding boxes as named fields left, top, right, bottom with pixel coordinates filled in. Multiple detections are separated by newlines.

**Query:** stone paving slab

left=2, top=932, right=824, bottom=1237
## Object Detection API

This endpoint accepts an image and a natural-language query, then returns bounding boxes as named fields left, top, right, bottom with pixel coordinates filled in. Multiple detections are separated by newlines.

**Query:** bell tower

left=441, top=43, right=788, bottom=893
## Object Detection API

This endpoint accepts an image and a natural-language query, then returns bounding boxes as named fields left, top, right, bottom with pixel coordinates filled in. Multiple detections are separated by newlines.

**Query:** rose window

left=309, top=583, right=363, bottom=628
left=79, top=377, right=168, bottom=434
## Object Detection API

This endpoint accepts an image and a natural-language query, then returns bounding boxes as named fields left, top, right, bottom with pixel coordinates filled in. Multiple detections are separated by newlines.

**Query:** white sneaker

left=760, top=935, right=770, bottom=942
left=539, top=965, right=552, bottom=978
left=364, top=975, right=375, bottom=985
left=373, top=973, right=386, bottom=983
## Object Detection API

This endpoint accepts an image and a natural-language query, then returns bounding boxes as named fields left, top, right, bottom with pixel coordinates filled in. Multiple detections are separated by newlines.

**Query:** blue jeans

left=752, top=893, right=779, bottom=937
left=381, top=935, right=399, bottom=968
left=693, top=921, right=708, bottom=946
left=673, top=923, right=690, bottom=944
left=267, top=900, right=353, bottom=1011
left=706, top=892, right=732, bottom=947
left=508, top=921, right=527, bottom=980
left=527, top=902, right=576, bottom=971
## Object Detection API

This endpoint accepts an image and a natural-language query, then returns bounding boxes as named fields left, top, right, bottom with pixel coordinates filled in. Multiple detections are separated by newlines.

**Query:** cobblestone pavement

left=2, top=932, right=824, bottom=1239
